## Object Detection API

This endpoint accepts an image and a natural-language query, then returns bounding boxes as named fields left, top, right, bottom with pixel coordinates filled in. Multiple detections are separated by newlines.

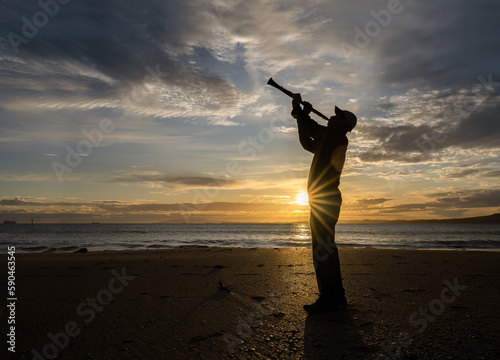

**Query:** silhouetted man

left=291, top=94, right=357, bottom=314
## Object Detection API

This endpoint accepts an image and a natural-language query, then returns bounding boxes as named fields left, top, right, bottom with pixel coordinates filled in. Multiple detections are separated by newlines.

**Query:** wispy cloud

left=110, top=173, right=239, bottom=189
left=0, top=197, right=310, bottom=223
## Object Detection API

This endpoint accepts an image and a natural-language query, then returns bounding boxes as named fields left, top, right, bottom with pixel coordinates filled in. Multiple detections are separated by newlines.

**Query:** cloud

left=0, top=197, right=98, bottom=207
left=483, top=170, right=500, bottom=178
left=444, top=100, right=500, bottom=149
left=351, top=198, right=391, bottom=207
left=0, top=0, right=382, bottom=125
left=377, top=189, right=500, bottom=214
left=348, top=1, right=500, bottom=165
left=339, top=189, right=500, bottom=220
left=0, top=198, right=33, bottom=206
left=110, top=173, right=238, bottom=189
left=444, top=169, right=477, bottom=178
left=0, top=197, right=310, bottom=223
left=356, top=86, right=500, bottom=163
left=0, top=0, right=259, bottom=122
left=0, top=197, right=298, bottom=213
left=429, top=189, right=500, bottom=208
left=2, top=188, right=498, bottom=223
left=356, top=124, right=438, bottom=163
left=378, top=1, right=500, bottom=89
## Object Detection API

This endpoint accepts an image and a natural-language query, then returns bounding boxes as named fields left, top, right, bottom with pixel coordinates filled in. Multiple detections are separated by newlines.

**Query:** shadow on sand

left=304, top=307, right=371, bottom=359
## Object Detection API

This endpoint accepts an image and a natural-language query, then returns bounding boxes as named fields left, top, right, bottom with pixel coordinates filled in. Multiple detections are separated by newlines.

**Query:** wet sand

left=1, top=248, right=499, bottom=359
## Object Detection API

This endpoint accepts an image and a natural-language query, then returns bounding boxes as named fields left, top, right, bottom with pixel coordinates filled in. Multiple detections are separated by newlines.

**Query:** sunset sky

left=1, top=0, right=499, bottom=223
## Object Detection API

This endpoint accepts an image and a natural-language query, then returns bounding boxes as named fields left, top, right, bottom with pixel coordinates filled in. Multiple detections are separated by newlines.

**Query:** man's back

left=309, top=125, right=348, bottom=192
left=294, top=112, right=348, bottom=192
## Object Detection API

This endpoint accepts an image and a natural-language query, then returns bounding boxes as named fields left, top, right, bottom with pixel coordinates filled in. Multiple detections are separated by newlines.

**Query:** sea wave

left=1, top=223, right=499, bottom=253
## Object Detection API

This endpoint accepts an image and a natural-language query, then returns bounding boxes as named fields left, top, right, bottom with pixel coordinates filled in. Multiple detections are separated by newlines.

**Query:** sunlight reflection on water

left=292, top=223, right=311, bottom=242
left=1, top=223, right=499, bottom=252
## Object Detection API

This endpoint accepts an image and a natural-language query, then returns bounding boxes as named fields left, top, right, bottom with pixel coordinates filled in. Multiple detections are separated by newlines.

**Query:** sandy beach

left=2, top=248, right=499, bottom=359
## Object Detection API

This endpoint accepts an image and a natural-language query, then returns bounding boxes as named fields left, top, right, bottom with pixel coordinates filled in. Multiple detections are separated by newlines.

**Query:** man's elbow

left=291, top=108, right=301, bottom=120
left=299, top=139, right=315, bottom=153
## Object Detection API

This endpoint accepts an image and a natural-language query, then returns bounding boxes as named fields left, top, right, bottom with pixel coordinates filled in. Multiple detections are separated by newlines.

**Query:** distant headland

left=351, top=213, right=500, bottom=224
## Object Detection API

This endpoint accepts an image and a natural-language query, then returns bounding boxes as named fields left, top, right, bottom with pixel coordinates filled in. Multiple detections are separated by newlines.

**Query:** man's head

left=328, top=106, right=357, bottom=132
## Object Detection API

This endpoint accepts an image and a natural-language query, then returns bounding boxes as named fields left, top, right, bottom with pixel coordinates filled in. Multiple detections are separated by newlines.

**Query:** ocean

left=1, top=223, right=499, bottom=253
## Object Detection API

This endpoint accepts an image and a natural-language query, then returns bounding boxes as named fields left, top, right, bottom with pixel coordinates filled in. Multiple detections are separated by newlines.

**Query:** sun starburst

left=296, top=191, right=309, bottom=206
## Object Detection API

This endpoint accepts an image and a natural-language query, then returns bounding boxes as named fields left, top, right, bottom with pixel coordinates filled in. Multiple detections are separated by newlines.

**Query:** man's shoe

left=303, top=297, right=338, bottom=314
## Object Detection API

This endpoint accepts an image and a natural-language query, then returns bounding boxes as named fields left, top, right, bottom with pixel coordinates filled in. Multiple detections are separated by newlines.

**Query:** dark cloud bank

left=356, top=0, right=500, bottom=163
left=0, top=0, right=245, bottom=116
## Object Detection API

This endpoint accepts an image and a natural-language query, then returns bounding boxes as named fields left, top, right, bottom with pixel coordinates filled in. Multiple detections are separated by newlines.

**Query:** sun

left=296, top=191, right=309, bottom=206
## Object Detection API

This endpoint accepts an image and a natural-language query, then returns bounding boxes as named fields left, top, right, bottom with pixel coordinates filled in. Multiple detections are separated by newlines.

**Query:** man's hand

left=302, top=101, right=313, bottom=115
left=291, top=93, right=302, bottom=108
left=292, top=93, right=312, bottom=115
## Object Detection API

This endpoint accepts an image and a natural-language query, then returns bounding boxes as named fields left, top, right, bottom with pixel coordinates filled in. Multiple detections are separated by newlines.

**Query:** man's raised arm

left=291, top=94, right=319, bottom=153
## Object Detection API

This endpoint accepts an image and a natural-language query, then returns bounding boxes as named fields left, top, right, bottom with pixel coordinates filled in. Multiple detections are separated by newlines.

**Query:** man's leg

left=310, top=212, right=345, bottom=303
